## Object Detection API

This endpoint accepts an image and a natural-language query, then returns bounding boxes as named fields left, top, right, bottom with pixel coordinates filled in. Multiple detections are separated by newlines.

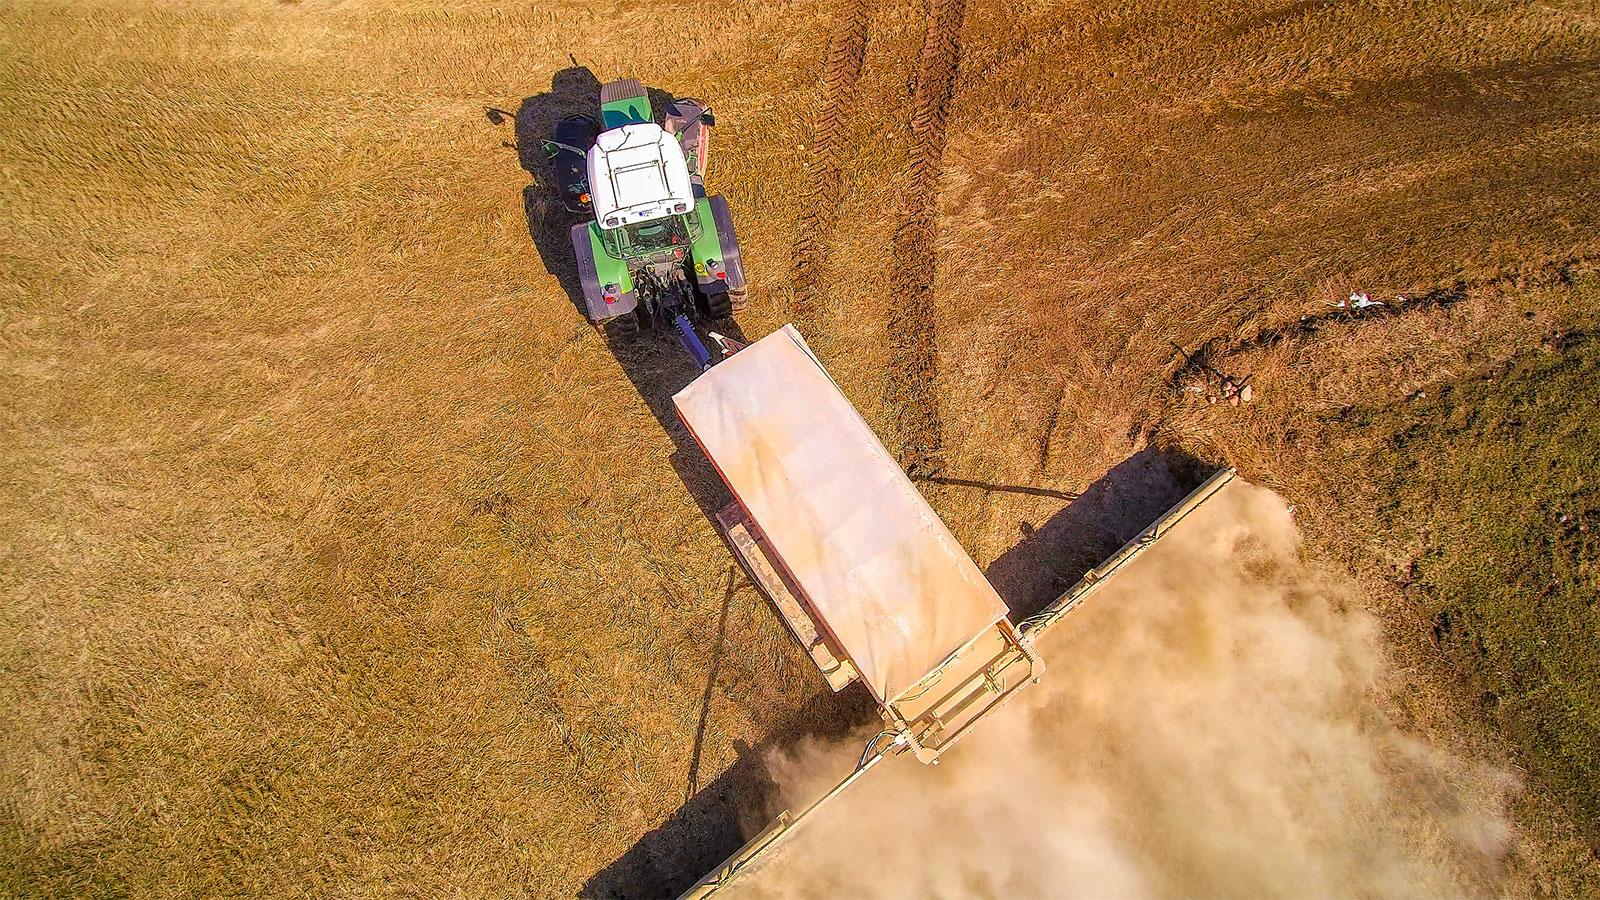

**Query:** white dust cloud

left=746, top=482, right=1515, bottom=898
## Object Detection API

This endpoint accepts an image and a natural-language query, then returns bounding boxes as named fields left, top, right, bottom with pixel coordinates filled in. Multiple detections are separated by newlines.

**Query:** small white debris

left=1349, top=292, right=1384, bottom=309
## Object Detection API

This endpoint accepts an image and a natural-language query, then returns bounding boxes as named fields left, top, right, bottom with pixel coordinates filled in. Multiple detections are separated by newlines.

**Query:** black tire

left=695, top=282, right=733, bottom=321
left=603, top=309, right=640, bottom=339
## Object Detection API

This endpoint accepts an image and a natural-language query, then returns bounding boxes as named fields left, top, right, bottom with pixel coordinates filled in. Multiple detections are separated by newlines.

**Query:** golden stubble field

left=2, top=0, right=1597, bottom=896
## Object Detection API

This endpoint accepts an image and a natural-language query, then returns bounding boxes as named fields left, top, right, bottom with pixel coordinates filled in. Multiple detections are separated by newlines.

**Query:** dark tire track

left=885, top=0, right=968, bottom=477
left=788, top=0, right=872, bottom=333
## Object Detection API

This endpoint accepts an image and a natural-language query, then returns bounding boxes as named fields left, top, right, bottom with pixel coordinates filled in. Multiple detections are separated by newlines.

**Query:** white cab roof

left=673, top=326, right=1008, bottom=703
left=587, top=122, right=695, bottom=230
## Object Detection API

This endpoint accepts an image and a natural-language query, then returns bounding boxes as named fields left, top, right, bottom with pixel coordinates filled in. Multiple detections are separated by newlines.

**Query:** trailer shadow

left=985, top=446, right=1212, bottom=621
left=685, top=569, right=741, bottom=805
left=581, top=683, right=877, bottom=900
left=597, top=329, right=749, bottom=521
left=580, top=446, right=1213, bottom=898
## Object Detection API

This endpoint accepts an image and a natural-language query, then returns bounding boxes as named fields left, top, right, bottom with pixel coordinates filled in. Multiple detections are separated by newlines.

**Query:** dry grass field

left=2, top=0, right=1598, bottom=897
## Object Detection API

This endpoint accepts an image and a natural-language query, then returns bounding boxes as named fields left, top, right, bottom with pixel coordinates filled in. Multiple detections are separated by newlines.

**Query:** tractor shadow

left=511, top=66, right=600, bottom=324
left=580, top=446, right=1214, bottom=898
left=501, top=65, right=747, bottom=522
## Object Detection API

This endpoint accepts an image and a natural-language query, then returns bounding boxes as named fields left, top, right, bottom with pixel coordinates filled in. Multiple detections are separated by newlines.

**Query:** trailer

left=674, top=325, right=1044, bottom=765
left=666, top=323, right=1238, bottom=897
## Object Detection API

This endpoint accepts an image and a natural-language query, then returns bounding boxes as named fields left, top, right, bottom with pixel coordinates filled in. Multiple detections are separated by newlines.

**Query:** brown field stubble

left=2, top=0, right=1599, bottom=896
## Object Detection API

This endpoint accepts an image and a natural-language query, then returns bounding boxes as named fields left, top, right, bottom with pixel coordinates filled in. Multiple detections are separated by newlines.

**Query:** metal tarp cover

left=673, top=325, right=1005, bottom=702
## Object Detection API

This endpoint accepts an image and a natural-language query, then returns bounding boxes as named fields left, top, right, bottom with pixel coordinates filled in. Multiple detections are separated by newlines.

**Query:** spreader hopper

left=673, top=325, right=1043, bottom=763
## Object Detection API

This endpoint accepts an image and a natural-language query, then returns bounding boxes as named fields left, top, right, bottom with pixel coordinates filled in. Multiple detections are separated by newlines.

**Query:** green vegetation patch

left=1353, top=333, right=1600, bottom=837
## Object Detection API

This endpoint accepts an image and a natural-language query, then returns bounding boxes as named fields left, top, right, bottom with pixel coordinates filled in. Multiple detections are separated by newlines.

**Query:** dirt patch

left=1325, top=330, right=1600, bottom=849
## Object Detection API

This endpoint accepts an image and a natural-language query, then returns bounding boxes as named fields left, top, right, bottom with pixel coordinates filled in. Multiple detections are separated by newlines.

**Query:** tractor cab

left=587, top=122, right=696, bottom=231
left=596, top=214, right=700, bottom=263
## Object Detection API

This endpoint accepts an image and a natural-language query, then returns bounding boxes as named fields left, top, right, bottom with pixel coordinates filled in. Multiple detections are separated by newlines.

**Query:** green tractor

left=544, top=79, right=747, bottom=363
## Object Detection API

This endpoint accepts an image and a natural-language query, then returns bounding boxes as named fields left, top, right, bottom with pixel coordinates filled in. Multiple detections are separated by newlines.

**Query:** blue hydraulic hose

left=674, top=313, right=714, bottom=370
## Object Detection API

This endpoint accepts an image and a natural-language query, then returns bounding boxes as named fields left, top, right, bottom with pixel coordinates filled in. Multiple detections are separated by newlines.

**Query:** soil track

left=788, top=0, right=872, bottom=334
left=884, top=0, right=968, bottom=476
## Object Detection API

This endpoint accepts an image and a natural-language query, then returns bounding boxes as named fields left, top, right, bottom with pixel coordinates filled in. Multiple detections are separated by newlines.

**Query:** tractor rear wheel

left=696, top=283, right=734, bottom=320
left=603, top=309, right=640, bottom=339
